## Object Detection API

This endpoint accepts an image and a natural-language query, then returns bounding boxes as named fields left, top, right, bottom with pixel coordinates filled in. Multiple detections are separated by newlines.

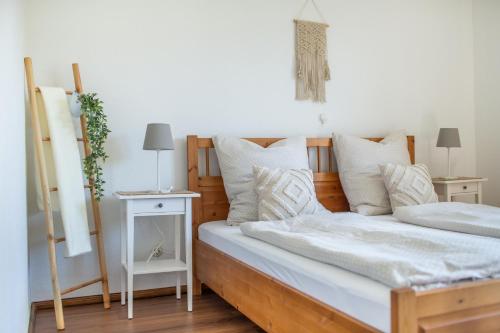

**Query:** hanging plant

left=78, top=93, right=111, bottom=201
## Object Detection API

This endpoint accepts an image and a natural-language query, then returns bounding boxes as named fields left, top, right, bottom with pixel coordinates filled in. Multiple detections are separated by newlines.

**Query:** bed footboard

left=391, top=280, right=500, bottom=333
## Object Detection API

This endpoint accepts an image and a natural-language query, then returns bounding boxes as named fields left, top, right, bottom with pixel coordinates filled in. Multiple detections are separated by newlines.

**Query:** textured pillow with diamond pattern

left=379, top=163, right=438, bottom=210
left=253, top=166, right=321, bottom=221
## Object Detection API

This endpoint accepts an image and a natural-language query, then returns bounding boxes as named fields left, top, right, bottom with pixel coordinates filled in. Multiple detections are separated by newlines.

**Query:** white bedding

left=199, top=218, right=393, bottom=332
left=394, top=202, right=500, bottom=238
left=241, top=212, right=500, bottom=290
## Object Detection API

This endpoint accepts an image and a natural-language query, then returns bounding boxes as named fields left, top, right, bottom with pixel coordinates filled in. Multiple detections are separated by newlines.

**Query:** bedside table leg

left=444, top=187, right=452, bottom=202
left=175, top=215, right=181, bottom=300
left=477, top=183, right=483, bottom=204
left=127, top=205, right=134, bottom=319
left=120, top=203, right=126, bottom=305
left=185, top=198, right=193, bottom=312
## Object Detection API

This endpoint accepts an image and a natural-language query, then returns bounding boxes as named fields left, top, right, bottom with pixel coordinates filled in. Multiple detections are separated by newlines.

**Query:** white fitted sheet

left=199, top=215, right=399, bottom=333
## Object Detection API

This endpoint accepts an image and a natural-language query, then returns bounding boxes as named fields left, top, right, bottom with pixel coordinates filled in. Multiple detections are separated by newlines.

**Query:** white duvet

left=240, top=212, right=500, bottom=290
left=394, top=202, right=500, bottom=238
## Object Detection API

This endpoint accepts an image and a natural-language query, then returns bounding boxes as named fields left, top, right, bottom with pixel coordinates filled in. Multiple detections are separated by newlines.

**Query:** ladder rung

left=55, top=230, right=97, bottom=243
left=61, top=277, right=103, bottom=295
left=35, top=87, right=74, bottom=95
left=42, top=137, right=84, bottom=142
left=50, top=185, right=91, bottom=192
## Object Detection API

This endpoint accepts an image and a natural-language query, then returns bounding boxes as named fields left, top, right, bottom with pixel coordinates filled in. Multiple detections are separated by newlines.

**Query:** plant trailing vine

left=78, top=93, right=111, bottom=201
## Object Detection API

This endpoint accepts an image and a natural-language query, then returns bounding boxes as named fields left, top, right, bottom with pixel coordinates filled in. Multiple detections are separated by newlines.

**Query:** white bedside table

left=114, top=190, right=200, bottom=319
left=432, top=177, right=487, bottom=203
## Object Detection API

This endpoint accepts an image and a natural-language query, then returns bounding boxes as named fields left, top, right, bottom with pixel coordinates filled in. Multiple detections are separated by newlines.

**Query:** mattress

left=199, top=215, right=399, bottom=333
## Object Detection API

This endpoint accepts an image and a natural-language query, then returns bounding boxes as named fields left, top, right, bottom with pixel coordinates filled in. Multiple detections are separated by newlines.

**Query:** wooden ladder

left=24, top=57, right=111, bottom=330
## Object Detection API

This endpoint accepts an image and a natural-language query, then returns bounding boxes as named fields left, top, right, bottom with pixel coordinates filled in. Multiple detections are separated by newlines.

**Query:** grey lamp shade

left=436, top=128, right=461, bottom=148
left=143, top=123, right=175, bottom=150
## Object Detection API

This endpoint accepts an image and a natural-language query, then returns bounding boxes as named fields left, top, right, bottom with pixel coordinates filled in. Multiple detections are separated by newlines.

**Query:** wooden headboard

left=187, top=136, right=415, bottom=239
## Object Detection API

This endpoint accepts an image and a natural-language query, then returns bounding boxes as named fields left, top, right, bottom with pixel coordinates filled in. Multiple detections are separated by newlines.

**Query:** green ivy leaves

left=78, top=93, right=110, bottom=201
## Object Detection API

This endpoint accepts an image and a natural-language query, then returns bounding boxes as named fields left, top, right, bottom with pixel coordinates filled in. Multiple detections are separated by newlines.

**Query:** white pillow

left=380, top=163, right=438, bottom=210
left=253, top=166, right=320, bottom=221
left=333, top=132, right=411, bottom=215
left=213, top=136, right=309, bottom=225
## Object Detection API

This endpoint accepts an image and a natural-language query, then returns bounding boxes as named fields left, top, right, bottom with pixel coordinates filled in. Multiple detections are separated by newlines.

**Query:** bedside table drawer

left=132, top=198, right=185, bottom=214
left=448, top=182, right=478, bottom=194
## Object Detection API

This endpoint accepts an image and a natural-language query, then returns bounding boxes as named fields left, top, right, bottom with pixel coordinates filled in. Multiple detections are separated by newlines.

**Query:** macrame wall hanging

left=294, top=0, right=330, bottom=103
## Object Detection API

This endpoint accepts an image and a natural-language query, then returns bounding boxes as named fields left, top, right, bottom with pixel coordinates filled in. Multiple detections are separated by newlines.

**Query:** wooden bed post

left=407, top=136, right=415, bottom=164
left=391, top=288, right=418, bottom=333
left=187, top=135, right=202, bottom=295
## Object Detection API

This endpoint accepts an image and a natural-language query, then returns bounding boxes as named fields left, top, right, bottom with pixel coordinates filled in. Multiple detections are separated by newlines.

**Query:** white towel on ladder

left=38, top=87, right=92, bottom=257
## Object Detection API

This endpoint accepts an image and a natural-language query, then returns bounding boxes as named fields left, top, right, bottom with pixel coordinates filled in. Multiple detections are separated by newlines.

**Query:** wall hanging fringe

left=294, top=0, right=330, bottom=103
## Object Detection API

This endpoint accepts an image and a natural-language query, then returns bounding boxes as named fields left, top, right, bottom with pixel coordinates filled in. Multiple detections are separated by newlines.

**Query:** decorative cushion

left=380, top=163, right=438, bottom=210
left=253, top=166, right=320, bottom=221
left=333, top=132, right=411, bottom=215
left=213, top=136, right=309, bottom=225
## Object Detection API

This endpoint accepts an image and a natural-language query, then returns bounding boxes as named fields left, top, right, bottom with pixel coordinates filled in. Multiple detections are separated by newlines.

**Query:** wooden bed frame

left=187, top=135, right=500, bottom=333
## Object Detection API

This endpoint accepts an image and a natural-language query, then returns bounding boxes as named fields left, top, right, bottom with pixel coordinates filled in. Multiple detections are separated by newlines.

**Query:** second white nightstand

left=114, top=190, right=200, bottom=319
left=432, top=177, right=487, bottom=203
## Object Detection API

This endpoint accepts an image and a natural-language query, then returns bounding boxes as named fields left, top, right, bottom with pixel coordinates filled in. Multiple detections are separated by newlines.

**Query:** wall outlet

left=146, top=241, right=164, bottom=263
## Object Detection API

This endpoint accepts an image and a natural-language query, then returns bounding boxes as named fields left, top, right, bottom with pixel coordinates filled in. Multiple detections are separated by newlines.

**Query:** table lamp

left=143, top=123, right=174, bottom=193
left=436, top=128, right=461, bottom=180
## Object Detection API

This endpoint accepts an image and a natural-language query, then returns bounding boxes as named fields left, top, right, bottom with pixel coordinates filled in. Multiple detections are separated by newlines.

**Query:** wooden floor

left=34, top=293, right=264, bottom=333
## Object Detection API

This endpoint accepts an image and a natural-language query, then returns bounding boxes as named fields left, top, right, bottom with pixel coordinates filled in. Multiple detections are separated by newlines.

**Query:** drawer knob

left=157, top=203, right=163, bottom=208
left=463, top=186, right=467, bottom=190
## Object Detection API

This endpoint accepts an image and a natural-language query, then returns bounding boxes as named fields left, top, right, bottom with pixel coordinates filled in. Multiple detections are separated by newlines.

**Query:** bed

left=187, top=135, right=500, bottom=333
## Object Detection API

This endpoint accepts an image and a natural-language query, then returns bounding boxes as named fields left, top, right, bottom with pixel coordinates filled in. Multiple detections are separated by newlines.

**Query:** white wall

left=25, top=0, right=476, bottom=301
left=0, top=0, right=29, bottom=331
left=473, top=0, right=500, bottom=206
